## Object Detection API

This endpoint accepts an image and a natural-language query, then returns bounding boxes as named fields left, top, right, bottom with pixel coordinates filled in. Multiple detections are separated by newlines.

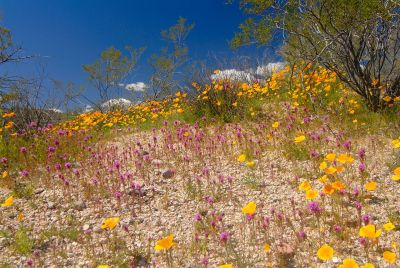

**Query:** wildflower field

left=0, top=66, right=399, bottom=267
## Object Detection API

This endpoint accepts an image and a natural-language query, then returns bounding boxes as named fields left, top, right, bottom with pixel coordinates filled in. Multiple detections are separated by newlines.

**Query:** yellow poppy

left=242, top=201, right=257, bottom=215
left=1, top=195, right=13, bottom=207
left=317, top=244, right=334, bottom=261
left=383, top=251, right=396, bottom=263
left=294, top=135, right=306, bottom=143
left=154, top=235, right=176, bottom=251
left=101, top=217, right=119, bottom=230
left=298, top=181, right=311, bottom=191
left=305, top=189, right=319, bottom=200
left=338, top=258, right=358, bottom=268
left=325, top=153, right=336, bottom=162
left=383, top=222, right=395, bottom=231
left=364, top=181, right=377, bottom=191
left=237, top=154, right=246, bottom=162
left=359, top=224, right=382, bottom=239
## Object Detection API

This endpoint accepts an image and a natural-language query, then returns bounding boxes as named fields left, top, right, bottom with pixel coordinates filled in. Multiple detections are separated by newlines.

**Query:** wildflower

left=324, top=166, right=337, bottom=175
left=237, top=154, right=246, bottom=162
left=358, top=163, right=366, bottom=173
left=361, top=215, right=370, bottom=224
left=352, top=188, right=359, bottom=197
left=218, top=264, right=233, bottom=268
left=359, top=224, right=382, bottom=239
left=305, top=189, right=319, bottom=200
left=338, top=258, right=358, bottom=268
left=220, top=231, right=229, bottom=243
left=359, top=237, right=367, bottom=247
left=383, top=222, right=395, bottom=231
left=317, top=244, right=334, bottom=261
left=294, top=135, right=306, bottom=143
left=308, top=201, right=322, bottom=214
left=392, top=138, right=400, bottom=148
left=272, top=122, right=279, bottom=128
left=325, top=153, right=336, bottom=162
left=323, top=184, right=335, bottom=195
left=97, top=265, right=110, bottom=268
left=298, top=230, right=306, bottom=240
left=101, top=217, right=119, bottom=230
left=318, top=175, right=327, bottom=183
left=336, top=166, right=346, bottom=172
left=154, top=235, right=176, bottom=251
left=17, top=213, right=25, bottom=222
left=357, top=148, right=366, bottom=160
left=242, top=201, right=256, bottom=215
left=264, top=243, right=270, bottom=252
left=364, top=181, right=376, bottom=191
left=2, top=112, right=15, bottom=118
left=334, top=225, right=342, bottom=232
left=5, top=121, right=14, bottom=129
left=194, top=214, right=202, bottom=222
left=391, top=167, right=400, bottom=181
left=298, top=180, right=311, bottom=191
left=1, top=195, right=13, bottom=207
left=361, top=264, right=374, bottom=268
left=332, top=181, right=345, bottom=191
left=201, top=257, right=209, bottom=266
left=355, top=201, right=362, bottom=210
left=319, top=161, right=328, bottom=170
left=246, top=161, right=255, bottom=168
left=337, top=154, right=354, bottom=164
left=383, top=251, right=396, bottom=263
left=343, top=140, right=352, bottom=150
left=2, top=171, right=8, bottom=178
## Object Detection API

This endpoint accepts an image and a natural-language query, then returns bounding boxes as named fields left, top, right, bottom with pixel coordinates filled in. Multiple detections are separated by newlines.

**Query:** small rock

left=93, top=226, right=102, bottom=233
left=74, top=201, right=87, bottom=211
left=82, top=224, right=90, bottom=231
left=162, top=169, right=175, bottom=179
left=47, top=202, right=56, bottom=209
left=34, top=188, right=45, bottom=195
left=152, top=159, right=163, bottom=165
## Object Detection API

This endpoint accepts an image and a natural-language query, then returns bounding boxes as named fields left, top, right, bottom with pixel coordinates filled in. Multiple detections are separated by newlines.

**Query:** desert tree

left=82, top=46, right=144, bottom=109
left=231, top=0, right=400, bottom=111
left=149, top=17, right=194, bottom=99
left=0, top=19, right=32, bottom=98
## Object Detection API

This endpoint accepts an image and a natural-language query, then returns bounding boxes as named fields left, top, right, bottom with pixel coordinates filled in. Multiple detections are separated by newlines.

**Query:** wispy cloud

left=211, top=69, right=255, bottom=82
left=125, top=82, right=148, bottom=92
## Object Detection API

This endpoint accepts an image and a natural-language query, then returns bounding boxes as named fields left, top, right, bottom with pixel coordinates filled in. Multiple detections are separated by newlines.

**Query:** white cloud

left=49, top=108, right=63, bottom=113
left=84, top=105, right=93, bottom=113
left=211, top=69, right=255, bottom=82
left=101, top=98, right=132, bottom=110
left=256, top=62, right=286, bottom=76
left=125, top=82, right=148, bottom=92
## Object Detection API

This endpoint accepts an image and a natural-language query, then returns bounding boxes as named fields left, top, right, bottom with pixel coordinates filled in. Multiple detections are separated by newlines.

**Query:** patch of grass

left=241, top=175, right=264, bottom=190
left=13, top=226, right=34, bottom=255
left=13, top=182, right=34, bottom=199
left=40, top=226, right=80, bottom=242
left=282, top=142, right=309, bottom=161
left=0, top=229, right=11, bottom=238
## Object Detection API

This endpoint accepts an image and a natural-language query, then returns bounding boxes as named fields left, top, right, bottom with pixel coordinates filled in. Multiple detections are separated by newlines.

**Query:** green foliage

left=83, top=46, right=144, bottom=104
left=40, top=226, right=80, bottom=242
left=149, top=17, right=194, bottom=98
left=13, top=226, right=34, bottom=255
left=231, top=0, right=400, bottom=111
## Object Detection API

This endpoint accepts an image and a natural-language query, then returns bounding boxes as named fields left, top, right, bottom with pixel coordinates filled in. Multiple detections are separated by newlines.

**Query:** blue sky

left=0, top=0, right=279, bottom=102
